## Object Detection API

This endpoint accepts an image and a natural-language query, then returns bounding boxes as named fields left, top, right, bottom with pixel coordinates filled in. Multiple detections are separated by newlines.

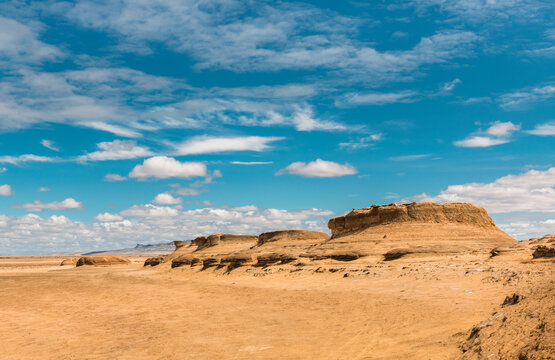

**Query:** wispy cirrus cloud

left=174, top=136, right=284, bottom=156
left=11, top=197, right=83, bottom=212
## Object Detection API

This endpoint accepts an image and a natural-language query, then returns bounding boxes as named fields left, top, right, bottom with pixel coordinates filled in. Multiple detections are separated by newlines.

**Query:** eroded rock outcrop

left=60, top=258, right=77, bottom=266
left=192, top=234, right=258, bottom=249
left=319, top=202, right=516, bottom=258
left=257, top=230, right=328, bottom=246
left=76, top=255, right=131, bottom=267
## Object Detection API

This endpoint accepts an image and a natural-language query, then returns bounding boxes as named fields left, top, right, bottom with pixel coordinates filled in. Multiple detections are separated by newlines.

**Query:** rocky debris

left=60, top=258, right=77, bottom=266
left=257, top=230, right=328, bottom=246
left=532, top=245, right=555, bottom=259
left=192, top=234, right=258, bottom=250
left=460, top=282, right=554, bottom=360
left=502, top=293, right=523, bottom=306
left=76, top=255, right=131, bottom=267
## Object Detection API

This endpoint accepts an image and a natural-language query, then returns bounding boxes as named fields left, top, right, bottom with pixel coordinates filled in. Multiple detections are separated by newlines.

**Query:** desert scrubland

left=0, top=203, right=553, bottom=360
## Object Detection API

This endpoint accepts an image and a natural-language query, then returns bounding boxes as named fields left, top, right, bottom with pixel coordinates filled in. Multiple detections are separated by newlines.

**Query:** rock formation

left=76, top=255, right=131, bottom=267
left=320, top=202, right=516, bottom=259
left=60, top=258, right=77, bottom=266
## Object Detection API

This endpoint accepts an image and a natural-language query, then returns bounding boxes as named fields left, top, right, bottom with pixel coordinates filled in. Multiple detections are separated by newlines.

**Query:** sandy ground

left=0, top=255, right=552, bottom=360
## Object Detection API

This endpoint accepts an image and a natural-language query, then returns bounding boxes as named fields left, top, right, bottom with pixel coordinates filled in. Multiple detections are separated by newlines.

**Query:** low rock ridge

left=192, top=234, right=258, bottom=249
left=328, top=202, right=499, bottom=238
left=257, top=230, right=329, bottom=246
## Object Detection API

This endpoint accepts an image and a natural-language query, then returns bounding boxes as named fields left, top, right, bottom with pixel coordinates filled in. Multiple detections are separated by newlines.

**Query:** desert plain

left=0, top=202, right=553, bottom=360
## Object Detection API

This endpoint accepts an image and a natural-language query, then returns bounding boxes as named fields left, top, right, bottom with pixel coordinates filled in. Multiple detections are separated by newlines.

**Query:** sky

left=0, top=0, right=554, bottom=255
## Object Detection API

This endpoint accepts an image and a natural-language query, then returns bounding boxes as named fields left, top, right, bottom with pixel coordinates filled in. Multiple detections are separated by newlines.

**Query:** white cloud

left=175, top=136, right=284, bottom=155
left=339, top=134, right=382, bottom=150
left=407, top=167, right=555, bottom=213
left=441, top=78, right=461, bottom=92
left=129, top=156, right=207, bottom=179
left=152, top=193, right=182, bottom=205
left=0, top=154, right=56, bottom=165
left=498, top=218, right=555, bottom=240
left=338, top=91, right=417, bottom=106
left=291, top=107, right=346, bottom=131
left=78, top=140, right=153, bottom=161
left=230, top=161, right=273, bottom=165
left=41, top=139, right=60, bottom=152
left=498, top=84, right=555, bottom=109
left=0, top=184, right=14, bottom=196
left=104, top=174, right=127, bottom=181
left=526, top=121, right=555, bottom=136
left=174, top=188, right=204, bottom=196
left=454, top=136, right=510, bottom=148
left=11, top=197, right=83, bottom=212
left=454, top=121, right=520, bottom=148
left=94, top=212, right=124, bottom=222
left=120, top=204, right=180, bottom=217
left=0, top=205, right=335, bottom=255
left=277, top=159, right=357, bottom=178
left=0, top=16, right=62, bottom=66
left=38, top=187, right=50, bottom=192
left=389, top=154, right=431, bottom=161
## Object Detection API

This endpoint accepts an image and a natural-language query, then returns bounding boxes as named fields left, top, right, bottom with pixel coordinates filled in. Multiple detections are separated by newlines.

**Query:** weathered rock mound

left=257, top=230, right=329, bottom=246
left=76, top=255, right=131, bottom=267
left=317, top=202, right=516, bottom=258
left=329, top=202, right=502, bottom=237
left=193, top=234, right=258, bottom=249
left=60, top=258, right=77, bottom=266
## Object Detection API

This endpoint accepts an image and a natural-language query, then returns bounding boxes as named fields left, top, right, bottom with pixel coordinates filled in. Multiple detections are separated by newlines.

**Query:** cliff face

left=257, top=230, right=329, bottom=246
left=192, top=234, right=258, bottom=249
left=329, top=202, right=498, bottom=238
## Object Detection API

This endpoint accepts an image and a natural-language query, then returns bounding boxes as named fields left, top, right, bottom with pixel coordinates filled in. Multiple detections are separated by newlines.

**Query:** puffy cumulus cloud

left=129, top=156, right=207, bottom=179
left=0, top=184, right=14, bottom=196
left=454, top=121, right=520, bottom=148
left=407, top=167, right=555, bottom=214
left=93, top=212, right=124, bottom=222
left=120, top=204, right=180, bottom=217
left=175, top=136, right=284, bottom=155
left=497, top=218, right=555, bottom=240
left=0, top=154, right=56, bottom=165
left=277, top=159, right=357, bottom=178
left=152, top=193, right=182, bottom=205
left=77, top=140, right=153, bottom=161
left=104, top=173, right=127, bottom=181
left=11, top=198, right=83, bottom=212
left=0, top=205, right=336, bottom=255
left=526, top=121, right=555, bottom=136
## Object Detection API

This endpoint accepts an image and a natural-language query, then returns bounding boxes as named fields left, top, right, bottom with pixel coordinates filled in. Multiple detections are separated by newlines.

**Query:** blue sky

left=0, top=0, right=554, bottom=255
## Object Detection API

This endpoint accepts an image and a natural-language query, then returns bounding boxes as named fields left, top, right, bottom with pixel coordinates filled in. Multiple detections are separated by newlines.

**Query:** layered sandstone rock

left=76, top=255, right=131, bottom=267
left=257, top=230, right=328, bottom=246
left=192, top=234, right=258, bottom=249
left=319, top=202, right=516, bottom=259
